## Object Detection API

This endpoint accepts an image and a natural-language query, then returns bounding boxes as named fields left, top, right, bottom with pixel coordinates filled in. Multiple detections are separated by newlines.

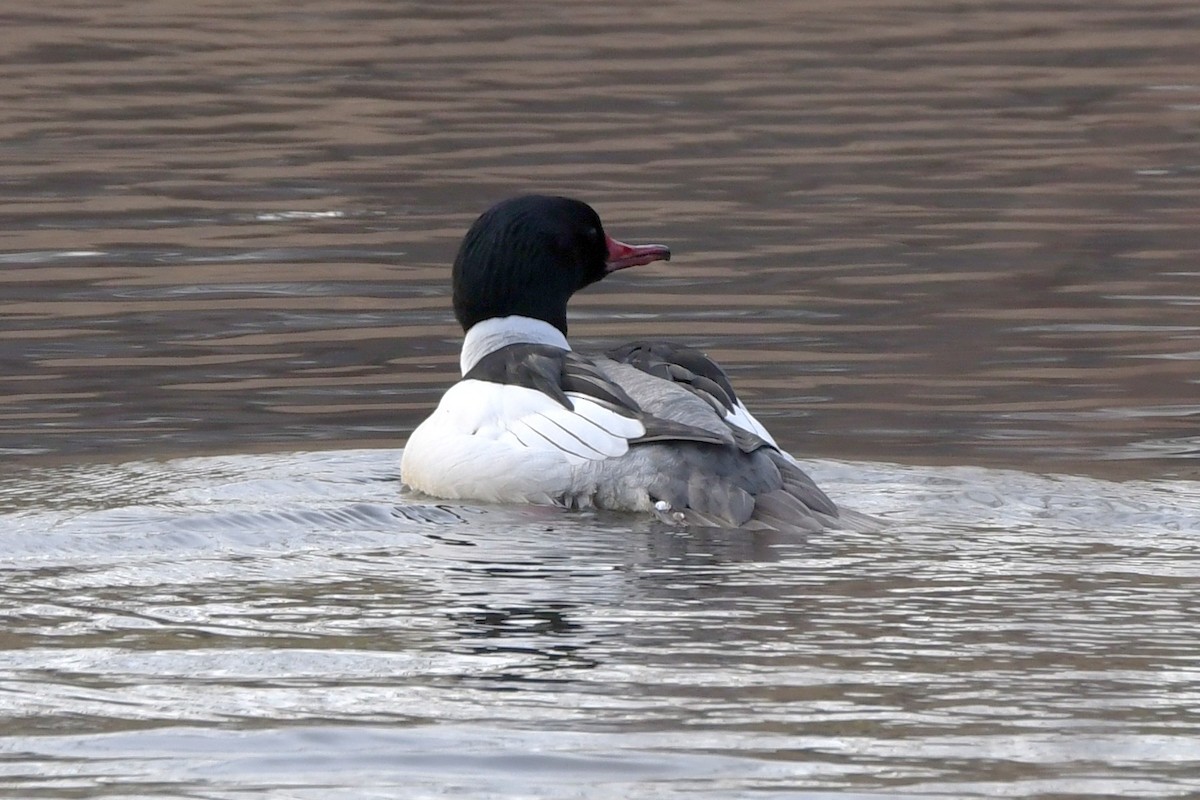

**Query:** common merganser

left=401, top=195, right=866, bottom=531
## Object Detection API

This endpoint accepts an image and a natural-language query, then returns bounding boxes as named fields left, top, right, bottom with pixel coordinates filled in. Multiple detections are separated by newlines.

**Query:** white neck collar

left=460, top=316, right=570, bottom=375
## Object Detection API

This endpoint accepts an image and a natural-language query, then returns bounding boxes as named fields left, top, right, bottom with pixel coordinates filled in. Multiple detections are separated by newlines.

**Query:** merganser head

left=452, top=195, right=671, bottom=335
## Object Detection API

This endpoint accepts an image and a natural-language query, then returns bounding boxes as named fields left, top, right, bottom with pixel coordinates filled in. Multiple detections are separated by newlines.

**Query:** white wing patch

left=723, top=400, right=775, bottom=444
left=446, top=380, right=644, bottom=466
left=403, top=378, right=650, bottom=504
left=724, top=398, right=804, bottom=464
left=565, top=393, right=645, bottom=439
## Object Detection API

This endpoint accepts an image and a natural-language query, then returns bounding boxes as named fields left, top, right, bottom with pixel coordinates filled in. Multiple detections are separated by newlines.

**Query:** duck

left=401, top=195, right=868, bottom=531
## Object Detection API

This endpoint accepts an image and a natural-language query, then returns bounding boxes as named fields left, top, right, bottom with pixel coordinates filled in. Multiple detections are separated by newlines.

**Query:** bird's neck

left=459, top=316, right=570, bottom=375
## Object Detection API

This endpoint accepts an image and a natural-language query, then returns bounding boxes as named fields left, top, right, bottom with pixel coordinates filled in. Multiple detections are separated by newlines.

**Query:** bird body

left=401, top=196, right=866, bottom=531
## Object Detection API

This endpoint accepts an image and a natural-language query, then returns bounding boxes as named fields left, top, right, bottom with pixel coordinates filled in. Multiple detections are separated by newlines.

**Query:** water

left=3, top=0, right=1199, bottom=474
left=2, top=452, right=1199, bottom=797
left=3, top=0, right=1200, bottom=796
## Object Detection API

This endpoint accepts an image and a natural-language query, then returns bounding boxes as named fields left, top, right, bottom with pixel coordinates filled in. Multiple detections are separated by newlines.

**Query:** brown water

left=3, top=0, right=1199, bottom=474
left=2, top=1, right=1200, bottom=797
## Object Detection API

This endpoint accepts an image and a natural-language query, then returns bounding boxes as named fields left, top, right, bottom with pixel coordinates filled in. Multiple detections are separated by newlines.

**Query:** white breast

left=400, top=379, right=645, bottom=505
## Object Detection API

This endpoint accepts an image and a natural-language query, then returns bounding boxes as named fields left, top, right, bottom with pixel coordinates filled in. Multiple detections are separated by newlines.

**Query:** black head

left=452, top=195, right=669, bottom=334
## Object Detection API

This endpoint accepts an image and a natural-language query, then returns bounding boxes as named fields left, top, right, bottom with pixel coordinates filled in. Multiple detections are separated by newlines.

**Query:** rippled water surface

left=2, top=0, right=1200, bottom=796
left=3, top=451, right=1200, bottom=798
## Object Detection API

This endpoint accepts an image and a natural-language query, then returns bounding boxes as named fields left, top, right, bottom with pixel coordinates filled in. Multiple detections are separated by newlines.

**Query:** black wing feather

left=464, top=344, right=573, bottom=408
left=608, top=341, right=739, bottom=414
left=464, top=344, right=731, bottom=447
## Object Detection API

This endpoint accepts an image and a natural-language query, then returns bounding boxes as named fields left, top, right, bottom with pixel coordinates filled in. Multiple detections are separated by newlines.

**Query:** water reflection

left=1, top=450, right=1198, bottom=796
